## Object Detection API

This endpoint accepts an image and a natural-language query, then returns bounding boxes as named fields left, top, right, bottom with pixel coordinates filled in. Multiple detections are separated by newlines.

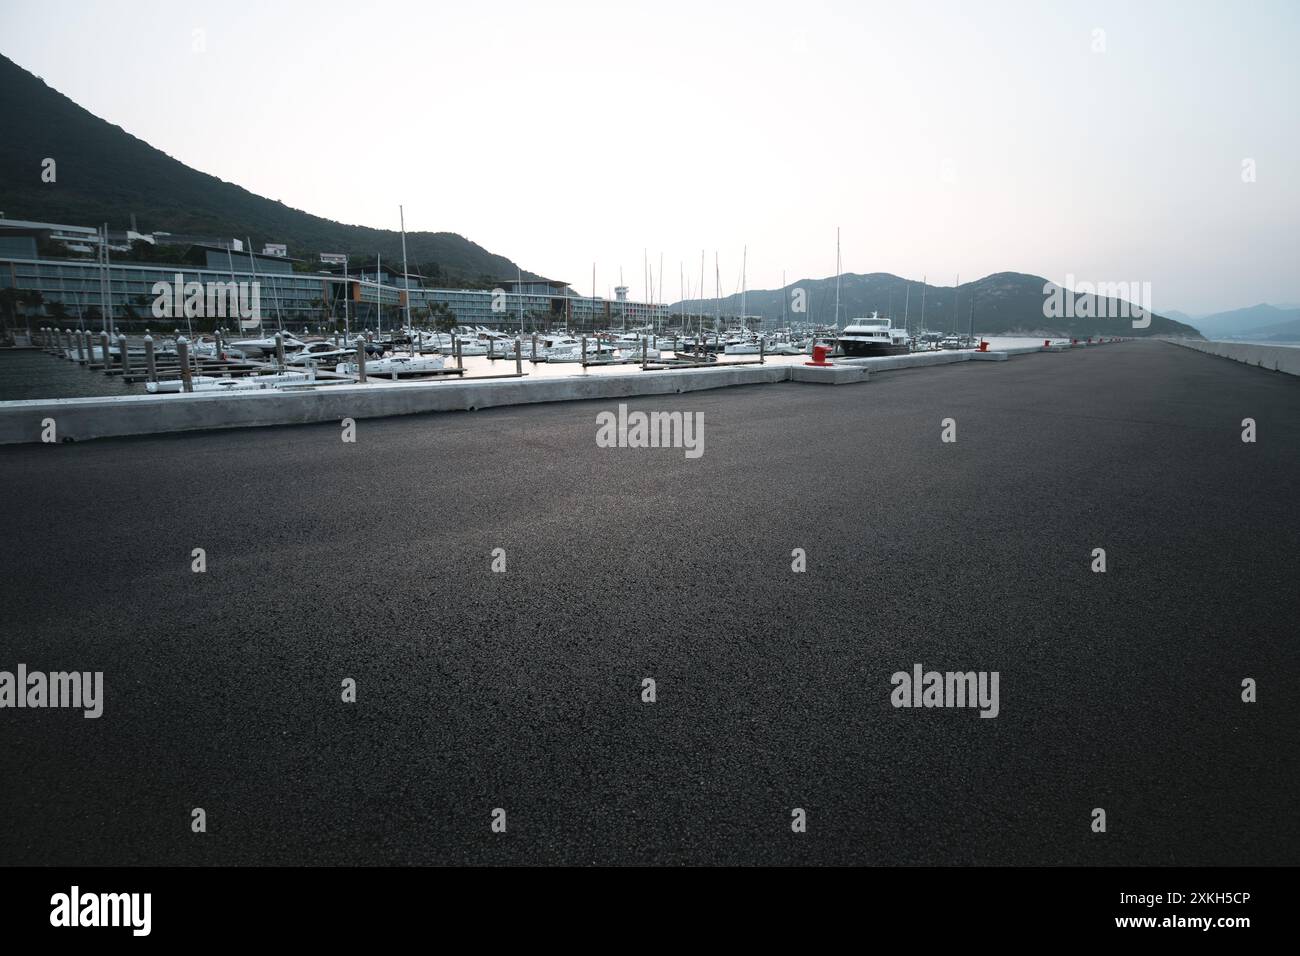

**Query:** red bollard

left=804, top=344, right=834, bottom=367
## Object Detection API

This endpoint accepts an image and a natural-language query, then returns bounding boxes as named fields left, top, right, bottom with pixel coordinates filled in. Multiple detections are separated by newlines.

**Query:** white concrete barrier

left=0, top=365, right=788, bottom=444
left=1164, top=338, right=1300, bottom=376
left=837, top=351, right=971, bottom=371
left=1, top=338, right=1128, bottom=444
left=789, top=364, right=869, bottom=384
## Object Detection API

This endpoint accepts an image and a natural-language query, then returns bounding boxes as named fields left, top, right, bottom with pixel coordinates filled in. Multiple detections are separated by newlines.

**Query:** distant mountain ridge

left=672, top=271, right=1201, bottom=338
left=1184, top=304, right=1300, bottom=341
left=0, top=53, right=534, bottom=284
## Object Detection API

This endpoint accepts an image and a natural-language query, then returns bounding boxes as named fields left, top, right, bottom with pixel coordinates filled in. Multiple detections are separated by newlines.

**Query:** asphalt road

left=2, top=340, right=1297, bottom=865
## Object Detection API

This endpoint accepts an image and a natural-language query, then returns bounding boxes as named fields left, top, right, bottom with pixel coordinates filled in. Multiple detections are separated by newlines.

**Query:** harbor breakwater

left=1164, top=338, right=1300, bottom=376
left=0, top=341, right=1123, bottom=445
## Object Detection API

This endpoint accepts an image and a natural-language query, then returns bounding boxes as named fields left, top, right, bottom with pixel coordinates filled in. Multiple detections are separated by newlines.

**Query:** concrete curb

left=837, top=351, right=972, bottom=371
left=0, top=365, right=786, bottom=444
left=789, top=364, right=869, bottom=384
left=0, top=339, right=1122, bottom=444
left=1162, top=338, right=1300, bottom=376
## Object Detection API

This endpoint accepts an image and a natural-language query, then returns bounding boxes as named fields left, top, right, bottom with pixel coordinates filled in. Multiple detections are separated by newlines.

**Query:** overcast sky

left=2, top=0, right=1297, bottom=313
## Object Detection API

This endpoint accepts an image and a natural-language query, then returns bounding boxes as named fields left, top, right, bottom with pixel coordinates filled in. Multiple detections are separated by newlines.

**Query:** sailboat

left=338, top=206, right=446, bottom=376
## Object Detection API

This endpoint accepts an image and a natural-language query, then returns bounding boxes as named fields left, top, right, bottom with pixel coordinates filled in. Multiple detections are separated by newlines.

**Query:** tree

left=428, top=302, right=457, bottom=332
left=47, top=300, right=70, bottom=325
left=0, top=288, right=19, bottom=325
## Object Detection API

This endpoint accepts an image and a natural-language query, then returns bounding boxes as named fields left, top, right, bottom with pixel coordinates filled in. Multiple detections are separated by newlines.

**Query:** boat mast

left=953, top=273, right=960, bottom=333
left=245, top=238, right=264, bottom=337
left=741, top=245, right=747, bottom=333
left=103, top=224, right=115, bottom=337
left=834, top=227, right=841, bottom=330
left=698, top=250, right=704, bottom=338
left=681, top=261, right=691, bottom=335
left=400, top=206, right=413, bottom=335
left=226, top=247, right=239, bottom=336
left=376, top=253, right=382, bottom=340
left=920, top=274, right=927, bottom=331
left=714, top=252, right=719, bottom=335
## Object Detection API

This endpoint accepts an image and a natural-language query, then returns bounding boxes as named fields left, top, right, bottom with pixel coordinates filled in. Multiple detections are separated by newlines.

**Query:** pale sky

left=2, top=0, right=1297, bottom=313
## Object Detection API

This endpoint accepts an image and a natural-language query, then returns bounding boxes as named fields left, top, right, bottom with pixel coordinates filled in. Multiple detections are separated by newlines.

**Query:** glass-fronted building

left=2, top=250, right=671, bottom=334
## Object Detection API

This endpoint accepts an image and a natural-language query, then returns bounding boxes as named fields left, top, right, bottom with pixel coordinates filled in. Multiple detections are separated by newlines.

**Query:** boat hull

left=838, top=340, right=910, bottom=357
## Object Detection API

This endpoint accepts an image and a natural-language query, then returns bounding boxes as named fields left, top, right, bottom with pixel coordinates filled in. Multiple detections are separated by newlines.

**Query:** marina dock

left=1, top=334, right=1135, bottom=443
left=2, top=339, right=1296, bottom=866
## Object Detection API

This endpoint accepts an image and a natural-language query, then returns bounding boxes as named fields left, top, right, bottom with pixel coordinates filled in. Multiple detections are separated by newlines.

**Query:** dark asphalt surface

left=1, top=340, right=1297, bottom=866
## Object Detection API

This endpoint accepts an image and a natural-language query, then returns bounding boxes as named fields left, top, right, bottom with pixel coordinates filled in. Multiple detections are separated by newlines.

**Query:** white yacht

left=836, top=313, right=910, bottom=357
left=229, top=332, right=306, bottom=355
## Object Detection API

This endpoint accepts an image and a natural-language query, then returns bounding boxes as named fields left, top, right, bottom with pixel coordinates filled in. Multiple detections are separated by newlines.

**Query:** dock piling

left=177, top=337, right=193, bottom=393
left=144, top=334, right=156, bottom=383
left=100, top=332, right=111, bottom=367
left=118, top=334, right=131, bottom=377
left=455, top=337, right=463, bottom=369
left=642, top=336, right=649, bottom=371
left=515, top=337, right=522, bottom=375
left=274, top=333, right=285, bottom=368
left=355, top=343, right=367, bottom=383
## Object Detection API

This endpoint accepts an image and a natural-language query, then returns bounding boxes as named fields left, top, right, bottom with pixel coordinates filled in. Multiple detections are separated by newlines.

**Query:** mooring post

left=274, top=332, right=285, bottom=368
left=488, top=336, right=495, bottom=360
left=82, top=330, right=92, bottom=363
left=118, top=333, right=131, bottom=377
left=759, top=336, right=765, bottom=364
left=455, top=337, right=463, bottom=369
left=144, top=334, right=156, bottom=383
left=515, top=337, right=522, bottom=375
left=642, top=335, right=649, bottom=370
left=75, top=330, right=85, bottom=363
left=214, top=328, right=223, bottom=358
left=531, top=333, right=538, bottom=362
left=99, top=332, right=111, bottom=367
left=177, top=337, right=192, bottom=392
left=581, top=336, right=588, bottom=368
left=355, top=342, right=367, bottom=383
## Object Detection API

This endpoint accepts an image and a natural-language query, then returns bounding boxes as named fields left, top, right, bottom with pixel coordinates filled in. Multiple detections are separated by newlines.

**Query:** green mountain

left=673, top=271, right=1202, bottom=338
left=0, top=53, right=532, bottom=284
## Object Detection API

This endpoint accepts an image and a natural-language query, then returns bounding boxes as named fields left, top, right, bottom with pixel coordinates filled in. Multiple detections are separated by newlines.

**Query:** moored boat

left=836, top=313, right=910, bottom=357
